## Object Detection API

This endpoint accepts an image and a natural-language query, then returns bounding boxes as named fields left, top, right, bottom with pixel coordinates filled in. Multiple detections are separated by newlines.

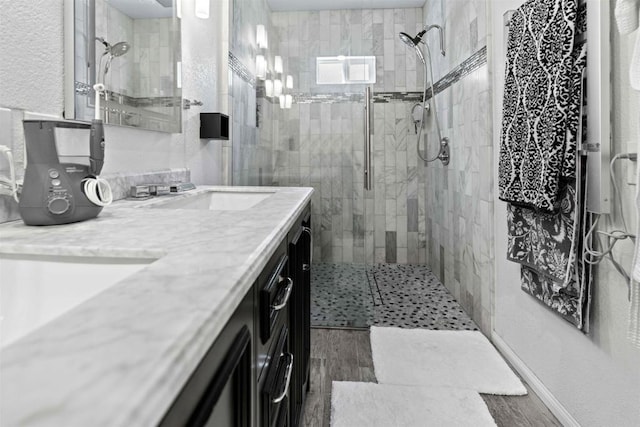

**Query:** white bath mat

left=370, top=327, right=527, bottom=395
left=331, top=381, right=497, bottom=427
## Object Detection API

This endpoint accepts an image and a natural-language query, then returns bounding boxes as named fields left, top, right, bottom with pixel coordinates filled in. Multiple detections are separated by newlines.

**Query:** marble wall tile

left=416, top=0, right=493, bottom=334
left=385, top=231, right=397, bottom=262
left=260, top=6, right=427, bottom=263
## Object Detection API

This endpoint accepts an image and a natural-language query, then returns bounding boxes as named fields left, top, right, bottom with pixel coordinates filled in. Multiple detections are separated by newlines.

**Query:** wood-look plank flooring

left=302, top=328, right=562, bottom=427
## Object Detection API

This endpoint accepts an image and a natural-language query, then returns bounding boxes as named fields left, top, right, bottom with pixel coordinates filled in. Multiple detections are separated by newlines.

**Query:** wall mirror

left=64, top=0, right=182, bottom=133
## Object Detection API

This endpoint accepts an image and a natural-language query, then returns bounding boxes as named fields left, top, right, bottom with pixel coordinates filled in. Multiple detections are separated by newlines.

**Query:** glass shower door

left=228, top=3, right=388, bottom=329
left=308, top=85, right=378, bottom=329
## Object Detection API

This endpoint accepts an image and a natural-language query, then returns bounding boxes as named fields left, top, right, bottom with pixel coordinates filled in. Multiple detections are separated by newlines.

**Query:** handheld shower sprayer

left=94, top=37, right=130, bottom=124
left=399, top=25, right=446, bottom=56
left=95, top=37, right=131, bottom=84
left=398, top=24, right=450, bottom=166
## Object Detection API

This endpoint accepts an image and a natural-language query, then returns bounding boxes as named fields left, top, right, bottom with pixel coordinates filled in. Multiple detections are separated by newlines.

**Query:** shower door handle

left=364, top=86, right=373, bottom=191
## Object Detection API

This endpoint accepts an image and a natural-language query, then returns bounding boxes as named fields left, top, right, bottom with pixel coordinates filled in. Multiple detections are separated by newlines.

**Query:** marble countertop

left=0, top=185, right=313, bottom=427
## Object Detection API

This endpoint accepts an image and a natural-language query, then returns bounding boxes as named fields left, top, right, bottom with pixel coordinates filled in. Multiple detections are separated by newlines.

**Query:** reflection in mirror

left=65, top=0, right=182, bottom=133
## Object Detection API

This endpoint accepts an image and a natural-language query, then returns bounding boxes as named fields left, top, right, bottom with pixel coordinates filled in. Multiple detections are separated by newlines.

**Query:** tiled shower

left=230, top=0, right=494, bottom=333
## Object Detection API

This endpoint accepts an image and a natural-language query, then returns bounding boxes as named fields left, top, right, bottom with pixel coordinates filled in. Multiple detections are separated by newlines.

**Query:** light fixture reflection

left=274, top=56, right=283, bottom=74
left=285, top=94, right=292, bottom=109
left=195, top=0, right=209, bottom=19
left=256, top=55, right=266, bottom=80
left=286, top=75, right=293, bottom=89
left=265, top=80, right=274, bottom=97
left=257, top=25, right=268, bottom=49
left=273, top=79, right=283, bottom=97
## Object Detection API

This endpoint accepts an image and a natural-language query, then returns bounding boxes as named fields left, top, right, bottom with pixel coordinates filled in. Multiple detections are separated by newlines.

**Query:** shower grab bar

left=364, top=86, right=372, bottom=191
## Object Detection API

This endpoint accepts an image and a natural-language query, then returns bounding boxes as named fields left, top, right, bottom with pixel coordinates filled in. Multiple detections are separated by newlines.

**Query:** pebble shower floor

left=311, top=263, right=478, bottom=330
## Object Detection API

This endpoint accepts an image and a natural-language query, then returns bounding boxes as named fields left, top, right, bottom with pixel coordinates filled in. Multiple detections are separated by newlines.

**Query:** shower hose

left=416, top=42, right=444, bottom=163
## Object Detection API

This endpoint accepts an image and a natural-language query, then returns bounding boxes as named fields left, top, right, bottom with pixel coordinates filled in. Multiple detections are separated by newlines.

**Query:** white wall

left=0, top=0, right=227, bottom=186
left=180, top=0, right=230, bottom=185
left=490, top=1, right=640, bottom=426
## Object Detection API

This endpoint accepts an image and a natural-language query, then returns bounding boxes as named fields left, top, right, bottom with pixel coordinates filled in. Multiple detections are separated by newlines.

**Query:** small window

left=316, top=56, right=376, bottom=85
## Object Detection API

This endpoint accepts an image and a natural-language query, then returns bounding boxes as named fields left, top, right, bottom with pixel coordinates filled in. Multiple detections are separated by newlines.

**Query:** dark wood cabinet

left=161, top=202, right=311, bottom=427
left=257, top=241, right=293, bottom=427
left=159, top=288, right=255, bottom=427
left=287, top=210, right=311, bottom=427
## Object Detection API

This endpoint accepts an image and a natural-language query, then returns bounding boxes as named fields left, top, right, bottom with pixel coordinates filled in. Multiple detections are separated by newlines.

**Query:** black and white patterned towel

left=521, top=261, right=591, bottom=330
left=498, top=0, right=579, bottom=211
left=562, top=42, right=587, bottom=178
left=507, top=179, right=578, bottom=286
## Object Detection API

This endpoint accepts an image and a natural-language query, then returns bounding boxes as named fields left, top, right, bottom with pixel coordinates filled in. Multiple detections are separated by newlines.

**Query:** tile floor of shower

left=311, top=262, right=478, bottom=330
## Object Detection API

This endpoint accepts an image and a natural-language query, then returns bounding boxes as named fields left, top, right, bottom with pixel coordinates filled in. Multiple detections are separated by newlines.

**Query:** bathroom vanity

left=0, top=186, right=313, bottom=427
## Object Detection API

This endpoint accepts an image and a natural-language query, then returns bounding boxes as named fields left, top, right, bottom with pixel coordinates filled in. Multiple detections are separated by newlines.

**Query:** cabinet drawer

left=259, top=246, right=291, bottom=345
left=260, top=325, right=292, bottom=427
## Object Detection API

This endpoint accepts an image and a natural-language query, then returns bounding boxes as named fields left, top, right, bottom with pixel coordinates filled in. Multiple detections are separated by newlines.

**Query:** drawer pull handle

left=272, top=353, right=294, bottom=404
left=302, top=226, right=313, bottom=267
left=271, top=277, right=293, bottom=311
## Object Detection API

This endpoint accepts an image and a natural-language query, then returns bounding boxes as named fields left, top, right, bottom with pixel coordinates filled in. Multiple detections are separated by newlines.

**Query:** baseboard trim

left=491, top=332, right=581, bottom=427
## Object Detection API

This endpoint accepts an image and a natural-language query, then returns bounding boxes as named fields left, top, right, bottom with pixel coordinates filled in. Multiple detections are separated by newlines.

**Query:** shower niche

left=63, top=0, right=182, bottom=133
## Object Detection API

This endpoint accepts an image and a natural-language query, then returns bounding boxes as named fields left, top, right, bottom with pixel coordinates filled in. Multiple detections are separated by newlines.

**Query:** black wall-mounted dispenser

left=200, top=113, right=229, bottom=140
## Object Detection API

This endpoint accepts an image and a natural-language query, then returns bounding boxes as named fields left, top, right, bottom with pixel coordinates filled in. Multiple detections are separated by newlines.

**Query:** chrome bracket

left=438, top=137, right=450, bottom=166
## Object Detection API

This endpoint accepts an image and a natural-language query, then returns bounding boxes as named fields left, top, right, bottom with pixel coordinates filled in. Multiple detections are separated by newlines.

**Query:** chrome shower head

left=399, top=32, right=426, bottom=64
left=399, top=31, right=419, bottom=47
left=97, top=39, right=130, bottom=81
left=96, top=37, right=130, bottom=57
left=110, top=41, right=130, bottom=57
left=398, top=25, right=445, bottom=57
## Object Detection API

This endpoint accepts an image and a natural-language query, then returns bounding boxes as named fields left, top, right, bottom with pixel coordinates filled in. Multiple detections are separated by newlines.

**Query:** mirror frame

left=63, top=0, right=182, bottom=133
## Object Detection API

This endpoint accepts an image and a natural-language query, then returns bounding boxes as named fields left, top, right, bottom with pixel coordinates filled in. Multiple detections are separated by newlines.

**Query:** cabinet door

left=288, top=210, right=311, bottom=427
left=160, top=290, right=254, bottom=427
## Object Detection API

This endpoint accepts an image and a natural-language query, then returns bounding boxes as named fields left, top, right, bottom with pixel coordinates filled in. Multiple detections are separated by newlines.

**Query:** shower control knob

left=47, top=196, right=71, bottom=215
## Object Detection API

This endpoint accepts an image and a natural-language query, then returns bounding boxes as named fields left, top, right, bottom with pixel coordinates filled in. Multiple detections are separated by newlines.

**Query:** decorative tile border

left=429, top=46, right=487, bottom=98
left=75, top=81, right=92, bottom=95
left=295, top=92, right=365, bottom=103
left=74, top=81, right=180, bottom=108
left=372, top=92, right=424, bottom=103
left=232, top=46, right=488, bottom=105
left=375, top=46, right=488, bottom=103
left=131, top=96, right=181, bottom=108
left=229, top=52, right=256, bottom=87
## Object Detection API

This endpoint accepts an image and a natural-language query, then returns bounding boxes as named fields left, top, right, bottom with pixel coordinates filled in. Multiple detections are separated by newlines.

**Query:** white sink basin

left=0, top=254, right=154, bottom=348
left=148, top=190, right=275, bottom=211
